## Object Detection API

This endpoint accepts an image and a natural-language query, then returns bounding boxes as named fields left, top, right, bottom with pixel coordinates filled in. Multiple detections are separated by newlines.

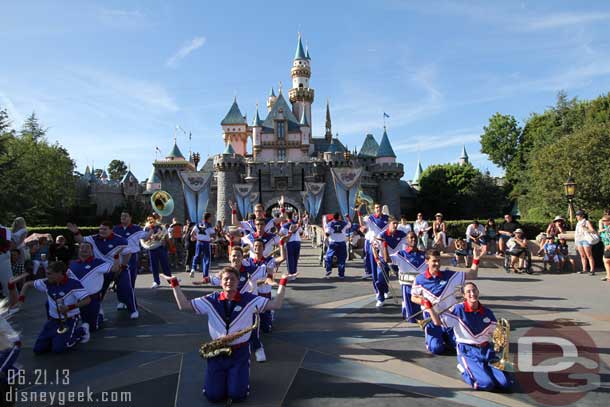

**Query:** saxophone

left=199, top=313, right=260, bottom=359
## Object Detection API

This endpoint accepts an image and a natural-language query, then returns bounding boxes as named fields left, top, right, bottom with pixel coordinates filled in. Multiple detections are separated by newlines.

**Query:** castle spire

left=413, top=160, right=423, bottom=184
left=294, top=33, right=306, bottom=60
left=377, top=127, right=396, bottom=159
left=252, top=103, right=262, bottom=126
left=459, top=145, right=469, bottom=165
left=325, top=99, right=332, bottom=141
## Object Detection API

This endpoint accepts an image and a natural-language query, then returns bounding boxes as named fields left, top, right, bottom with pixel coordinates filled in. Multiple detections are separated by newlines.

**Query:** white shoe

left=255, top=347, right=267, bottom=363
left=361, top=273, right=372, bottom=280
left=457, top=363, right=465, bottom=374
left=375, top=300, right=384, bottom=308
left=151, top=282, right=159, bottom=289
left=130, top=311, right=140, bottom=319
left=384, top=293, right=391, bottom=300
left=324, top=271, right=332, bottom=279
left=80, top=322, right=90, bottom=343
left=288, top=275, right=297, bottom=281
left=189, top=270, right=195, bottom=278
left=116, top=303, right=127, bottom=310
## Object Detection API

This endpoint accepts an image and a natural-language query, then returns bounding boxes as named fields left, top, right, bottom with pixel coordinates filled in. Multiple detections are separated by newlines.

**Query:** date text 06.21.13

left=7, top=369, right=70, bottom=386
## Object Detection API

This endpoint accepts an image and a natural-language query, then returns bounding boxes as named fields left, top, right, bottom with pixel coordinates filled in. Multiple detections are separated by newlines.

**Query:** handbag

left=583, top=231, right=600, bottom=245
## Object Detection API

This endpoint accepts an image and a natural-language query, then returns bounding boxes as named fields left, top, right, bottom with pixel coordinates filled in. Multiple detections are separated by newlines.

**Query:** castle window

left=278, top=148, right=286, bottom=161
left=277, top=121, right=285, bottom=140
left=299, top=84, right=303, bottom=88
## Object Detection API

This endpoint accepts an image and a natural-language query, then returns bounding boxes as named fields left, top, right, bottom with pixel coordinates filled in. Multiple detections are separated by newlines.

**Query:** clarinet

left=55, top=297, right=68, bottom=334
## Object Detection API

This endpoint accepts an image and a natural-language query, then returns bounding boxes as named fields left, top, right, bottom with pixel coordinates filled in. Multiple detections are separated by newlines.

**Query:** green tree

left=480, top=113, right=522, bottom=170
left=107, top=159, right=127, bottom=181
left=93, top=168, right=103, bottom=179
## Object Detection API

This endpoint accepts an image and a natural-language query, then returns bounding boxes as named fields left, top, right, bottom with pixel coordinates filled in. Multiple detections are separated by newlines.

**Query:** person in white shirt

left=413, top=213, right=431, bottom=251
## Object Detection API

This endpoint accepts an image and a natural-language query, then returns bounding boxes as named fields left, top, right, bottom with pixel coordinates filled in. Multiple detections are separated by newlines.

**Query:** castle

left=79, top=36, right=475, bottom=223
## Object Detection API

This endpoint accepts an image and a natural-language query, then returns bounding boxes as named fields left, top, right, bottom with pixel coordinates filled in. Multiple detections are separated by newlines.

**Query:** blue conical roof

left=148, top=167, right=160, bottom=184
left=223, top=143, right=236, bottom=155
left=413, top=160, right=423, bottom=183
left=252, top=106, right=262, bottom=126
left=460, top=145, right=469, bottom=159
left=358, top=134, right=379, bottom=158
left=299, top=108, right=309, bottom=126
left=166, top=142, right=185, bottom=159
left=221, top=99, right=247, bottom=125
left=121, top=170, right=137, bottom=183
left=294, top=34, right=306, bottom=60
left=269, top=87, right=276, bottom=97
left=377, top=128, right=396, bottom=158
left=305, top=47, right=311, bottom=60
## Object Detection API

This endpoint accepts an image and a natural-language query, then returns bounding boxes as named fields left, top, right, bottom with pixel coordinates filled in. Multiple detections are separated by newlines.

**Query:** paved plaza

left=11, top=241, right=610, bottom=407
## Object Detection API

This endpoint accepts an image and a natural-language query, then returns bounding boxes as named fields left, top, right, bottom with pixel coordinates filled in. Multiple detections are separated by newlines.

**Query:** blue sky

left=3, top=1, right=610, bottom=181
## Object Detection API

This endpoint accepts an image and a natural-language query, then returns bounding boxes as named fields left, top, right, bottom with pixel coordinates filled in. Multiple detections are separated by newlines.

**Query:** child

left=16, top=261, right=91, bottom=353
left=453, top=238, right=469, bottom=267
left=558, top=238, right=575, bottom=272
left=538, top=236, right=560, bottom=272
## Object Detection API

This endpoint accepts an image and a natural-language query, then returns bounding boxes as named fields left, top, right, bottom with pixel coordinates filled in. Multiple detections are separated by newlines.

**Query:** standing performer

left=279, top=210, right=301, bottom=278
left=324, top=213, right=351, bottom=279
left=240, top=219, right=281, bottom=258
left=142, top=216, right=173, bottom=289
left=0, top=299, right=21, bottom=384
left=374, top=217, right=407, bottom=308
left=67, top=242, right=112, bottom=331
left=411, top=248, right=480, bottom=354
left=163, top=266, right=293, bottom=403
left=428, top=282, right=511, bottom=391
left=190, top=213, right=216, bottom=278
left=231, top=201, right=275, bottom=235
left=113, top=211, right=145, bottom=314
left=18, top=261, right=91, bottom=353
left=359, top=203, right=389, bottom=283
left=390, top=231, right=426, bottom=321
left=67, top=221, right=139, bottom=318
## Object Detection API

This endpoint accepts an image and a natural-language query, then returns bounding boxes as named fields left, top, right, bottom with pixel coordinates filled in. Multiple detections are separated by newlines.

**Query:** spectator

left=506, top=228, right=528, bottom=273
left=466, top=220, right=486, bottom=256
left=0, top=224, right=12, bottom=298
left=537, top=235, right=560, bottom=272
left=485, top=218, right=498, bottom=255
left=413, top=213, right=431, bottom=251
left=50, top=235, right=73, bottom=264
left=498, top=214, right=521, bottom=256
left=432, top=213, right=447, bottom=253
left=169, top=217, right=184, bottom=267
left=31, top=236, right=50, bottom=276
left=546, top=216, right=567, bottom=241
left=182, top=220, right=196, bottom=273
left=598, top=209, right=610, bottom=233
left=397, top=216, right=412, bottom=235
left=574, top=210, right=597, bottom=275
left=11, top=217, right=27, bottom=275
left=599, top=215, right=610, bottom=282
left=558, top=237, right=575, bottom=273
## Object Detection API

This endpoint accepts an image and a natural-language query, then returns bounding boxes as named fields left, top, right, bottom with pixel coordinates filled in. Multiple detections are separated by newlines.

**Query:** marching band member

left=411, top=248, right=480, bottom=355
left=390, top=231, right=426, bottom=321
left=359, top=203, right=389, bottom=284
left=67, top=221, right=140, bottom=319
left=324, top=213, right=351, bottom=279
left=231, top=202, right=276, bottom=235
left=427, top=282, right=510, bottom=391
left=374, top=216, right=407, bottom=307
left=18, top=261, right=91, bottom=353
left=163, top=266, right=293, bottom=403
left=142, top=216, right=173, bottom=289
left=240, top=219, right=281, bottom=258
left=113, top=211, right=145, bottom=313
left=67, top=242, right=112, bottom=331
left=279, top=210, right=301, bottom=278
left=190, top=212, right=216, bottom=278
left=0, top=299, right=21, bottom=380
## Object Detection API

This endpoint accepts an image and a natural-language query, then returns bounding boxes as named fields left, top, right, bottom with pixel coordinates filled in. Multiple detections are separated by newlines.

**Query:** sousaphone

left=151, top=190, right=174, bottom=217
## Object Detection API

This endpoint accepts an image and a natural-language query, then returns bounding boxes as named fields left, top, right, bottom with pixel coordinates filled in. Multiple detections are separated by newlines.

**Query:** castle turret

left=376, top=127, right=397, bottom=164
left=221, top=98, right=248, bottom=156
left=299, top=105, right=310, bottom=148
left=372, top=128, right=402, bottom=217
left=289, top=33, right=314, bottom=127
left=267, top=87, right=277, bottom=112
left=251, top=104, right=263, bottom=158
left=324, top=100, right=332, bottom=142
left=146, top=167, right=161, bottom=193
left=459, top=145, right=469, bottom=165
left=214, top=149, right=244, bottom=224
left=412, top=160, right=423, bottom=189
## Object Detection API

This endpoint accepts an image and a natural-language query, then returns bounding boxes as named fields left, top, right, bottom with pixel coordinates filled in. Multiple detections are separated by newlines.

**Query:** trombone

left=415, top=295, right=463, bottom=330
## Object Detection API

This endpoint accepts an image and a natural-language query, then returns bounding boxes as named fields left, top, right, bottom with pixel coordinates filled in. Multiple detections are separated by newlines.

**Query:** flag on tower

left=383, top=112, right=390, bottom=118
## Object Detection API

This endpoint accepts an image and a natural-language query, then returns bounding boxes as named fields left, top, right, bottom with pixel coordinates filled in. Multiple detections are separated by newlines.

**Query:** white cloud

left=166, top=37, right=206, bottom=67
left=524, top=12, right=610, bottom=31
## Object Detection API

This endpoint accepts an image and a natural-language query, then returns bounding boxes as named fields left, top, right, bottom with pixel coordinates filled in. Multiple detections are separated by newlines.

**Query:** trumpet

left=409, top=285, right=463, bottom=321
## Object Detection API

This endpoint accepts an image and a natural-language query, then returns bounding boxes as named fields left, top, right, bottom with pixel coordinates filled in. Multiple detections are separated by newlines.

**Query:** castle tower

left=153, top=139, right=194, bottom=222
left=372, top=127, right=403, bottom=217
left=214, top=148, right=244, bottom=224
left=267, top=87, right=277, bottom=112
left=221, top=98, right=248, bottom=156
left=251, top=104, right=263, bottom=158
left=299, top=105, right=310, bottom=150
left=324, top=100, right=332, bottom=142
left=289, top=34, right=314, bottom=127
left=459, top=145, right=469, bottom=165
left=412, top=160, right=423, bottom=190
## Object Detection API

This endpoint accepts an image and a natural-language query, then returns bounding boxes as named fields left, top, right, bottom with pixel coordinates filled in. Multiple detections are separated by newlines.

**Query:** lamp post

left=564, top=175, right=577, bottom=228
left=192, top=152, right=200, bottom=171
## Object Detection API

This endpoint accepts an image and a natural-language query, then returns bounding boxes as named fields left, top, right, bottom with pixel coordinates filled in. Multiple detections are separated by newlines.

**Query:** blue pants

left=192, top=241, right=212, bottom=276
left=325, top=241, right=347, bottom=277
left=0, top=345, right=20, bottom=378
left=116, top=266, right=137, bottom=313
left=33, top=318, right=84, bottom=354
left=400, top=284, right=420, bottom=322
left=373, top=260, right=390, bottom=302
left=204, top=345, right=250, bottom=403
left=128, top=253, right=139, bottom=287
left=258, top=293, right=273, bottom=333
left=424, top=322, right=456, bottom=355
left=149, top=246, right=172, bottom=284
left=364, top=240, right=375, bottom=276
left=286, top=241, right=300, bottom=275
left=457, top=343, right=510, bottom=391
left=80, top=293, right=103, bottom=331
left=249, top=314, right=262, bottom=352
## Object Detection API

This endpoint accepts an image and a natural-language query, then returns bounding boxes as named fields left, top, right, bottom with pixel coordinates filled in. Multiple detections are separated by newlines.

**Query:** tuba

left=199, top=313, right=259, bottom=359
left=151, top=190, right=175, bottom=217
left=140, top=221, right=168, bottom=250
left=491, top=318, right=515, bottom=372
left=354, top=188, right=375, bottom=216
